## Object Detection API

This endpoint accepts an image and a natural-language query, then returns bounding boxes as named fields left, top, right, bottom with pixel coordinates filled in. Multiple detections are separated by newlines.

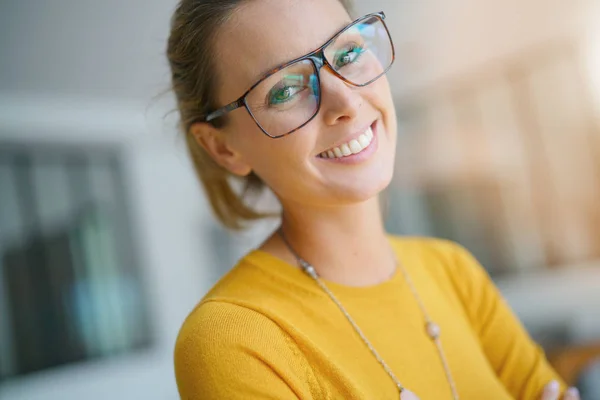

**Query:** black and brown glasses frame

left=197, top=11, right=395, bottom=138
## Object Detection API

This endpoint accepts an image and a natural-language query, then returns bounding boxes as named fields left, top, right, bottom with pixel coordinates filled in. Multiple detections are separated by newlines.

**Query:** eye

left=333, top=44, right=366, bottom=69
left=268, top=85, right=304, bottom=105
left=267, top=74, right=307, bottom=106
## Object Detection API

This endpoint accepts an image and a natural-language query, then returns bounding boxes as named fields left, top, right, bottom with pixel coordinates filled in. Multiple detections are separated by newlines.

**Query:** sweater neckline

left=243, top=238, right=406, bottom=298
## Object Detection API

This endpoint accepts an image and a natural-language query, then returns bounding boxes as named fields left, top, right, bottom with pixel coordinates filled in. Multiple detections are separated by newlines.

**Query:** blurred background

left=1, top=0, right=599, bottom=399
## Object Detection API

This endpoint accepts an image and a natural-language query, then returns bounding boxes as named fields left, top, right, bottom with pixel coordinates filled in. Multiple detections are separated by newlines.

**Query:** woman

left=167, top=0, right=580, bottom=398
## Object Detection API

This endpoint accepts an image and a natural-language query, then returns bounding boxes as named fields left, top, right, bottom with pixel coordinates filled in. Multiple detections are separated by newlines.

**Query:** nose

left=318, top=65, right=363, bottom=126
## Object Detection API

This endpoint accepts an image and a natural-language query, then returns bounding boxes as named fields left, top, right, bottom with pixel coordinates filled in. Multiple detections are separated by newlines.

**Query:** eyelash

left=334, top=43, right=366, bottom=68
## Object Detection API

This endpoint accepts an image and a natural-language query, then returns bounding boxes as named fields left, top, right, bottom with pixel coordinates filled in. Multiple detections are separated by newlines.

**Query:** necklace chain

left=277, top=229, right=459, bottom=400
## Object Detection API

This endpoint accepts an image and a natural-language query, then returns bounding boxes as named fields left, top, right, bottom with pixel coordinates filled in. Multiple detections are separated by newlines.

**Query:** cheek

left=371, top=78, right=396, bottom=138
left=372, top=77, right=395, bottom=116
left=229, top=114, right=316, bottom=179
left=229, top=115, right=274, bottom=164
left=359, top=76, right=394, bottom=120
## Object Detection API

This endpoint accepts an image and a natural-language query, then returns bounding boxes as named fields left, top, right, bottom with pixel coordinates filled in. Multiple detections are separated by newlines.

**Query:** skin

left=190, top=0, right=580, bottom=398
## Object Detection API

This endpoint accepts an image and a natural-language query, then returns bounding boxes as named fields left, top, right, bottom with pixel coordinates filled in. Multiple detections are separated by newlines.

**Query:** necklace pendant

left=400, top=389, right=421, bottom=399
left=425, top=321, right=441, bottom=340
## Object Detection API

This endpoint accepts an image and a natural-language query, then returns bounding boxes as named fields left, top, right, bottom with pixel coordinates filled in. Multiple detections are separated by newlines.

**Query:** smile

left=318, top=125, right=375, bottom=159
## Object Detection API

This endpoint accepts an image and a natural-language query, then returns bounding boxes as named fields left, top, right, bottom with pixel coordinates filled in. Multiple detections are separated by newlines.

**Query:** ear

left=190, top=122, right=252, bottom=177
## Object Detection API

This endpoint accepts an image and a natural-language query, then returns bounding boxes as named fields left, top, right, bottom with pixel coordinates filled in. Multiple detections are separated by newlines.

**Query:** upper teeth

left=320, top=126, right=374, bottom=159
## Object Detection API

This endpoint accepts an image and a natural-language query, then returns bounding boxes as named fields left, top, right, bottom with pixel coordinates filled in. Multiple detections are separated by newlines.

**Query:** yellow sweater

left=174, top=237, right=565, bottom=399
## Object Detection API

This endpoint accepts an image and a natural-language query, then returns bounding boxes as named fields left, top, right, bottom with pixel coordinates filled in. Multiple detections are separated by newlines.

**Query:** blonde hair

left=167, top=0, right=354, bottom=229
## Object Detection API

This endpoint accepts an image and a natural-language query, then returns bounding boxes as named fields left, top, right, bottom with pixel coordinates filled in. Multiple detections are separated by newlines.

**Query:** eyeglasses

left=200, top=11, right=395, bottom=138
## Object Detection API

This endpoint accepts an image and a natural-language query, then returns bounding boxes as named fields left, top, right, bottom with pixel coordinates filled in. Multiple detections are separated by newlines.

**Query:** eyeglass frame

left=196, top=11, right=395, bottom=139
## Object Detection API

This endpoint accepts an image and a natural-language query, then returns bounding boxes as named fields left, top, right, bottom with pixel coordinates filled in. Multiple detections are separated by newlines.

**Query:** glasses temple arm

left=205, top=99, right=245, bottom=122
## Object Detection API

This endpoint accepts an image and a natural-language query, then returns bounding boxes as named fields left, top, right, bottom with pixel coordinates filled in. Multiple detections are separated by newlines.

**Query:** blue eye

left=334, top=44, right=366, bottom=69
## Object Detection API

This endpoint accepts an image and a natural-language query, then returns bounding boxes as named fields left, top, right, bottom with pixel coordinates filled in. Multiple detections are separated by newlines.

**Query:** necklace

left=277, top=229, right=459, bottom=400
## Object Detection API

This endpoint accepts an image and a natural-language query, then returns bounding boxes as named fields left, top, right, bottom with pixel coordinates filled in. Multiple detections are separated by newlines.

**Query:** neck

left=276, top=195, right=395, bottom=286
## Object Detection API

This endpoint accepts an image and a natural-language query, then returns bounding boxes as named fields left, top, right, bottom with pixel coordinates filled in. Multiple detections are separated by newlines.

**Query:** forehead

left=214, top=0, right=351, bottom=100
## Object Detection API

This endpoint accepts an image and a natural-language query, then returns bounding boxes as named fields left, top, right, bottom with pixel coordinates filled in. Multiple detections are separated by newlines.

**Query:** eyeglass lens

left=245, top=14, right=393, bottom=138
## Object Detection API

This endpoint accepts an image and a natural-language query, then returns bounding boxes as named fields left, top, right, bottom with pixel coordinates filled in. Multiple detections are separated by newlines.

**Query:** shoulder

left=388, top=235, right=489, bottom=296
left=175, top=247, right=304, bottom=353
left=175, top=299, right=287, bottom=358
left=174, top=250, right=311, bottom=364
left=388, top=235, right=475, bottom=270
left=174, top=300, right=300, bottom=388
left=174, top=299, right=318, bottom=399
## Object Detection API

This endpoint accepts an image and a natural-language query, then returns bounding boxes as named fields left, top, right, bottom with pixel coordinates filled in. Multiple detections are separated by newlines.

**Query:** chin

left=331, top=166, right=394, bottom=204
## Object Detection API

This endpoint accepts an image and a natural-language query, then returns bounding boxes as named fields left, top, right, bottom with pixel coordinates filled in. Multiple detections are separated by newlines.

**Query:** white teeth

left=340, top=143, right=352, bottom=156
left=349, top=139, right=362, bottom=154
left=320, top=125, right=375, bottom=159
left=358, top=134, right=369, bottom=147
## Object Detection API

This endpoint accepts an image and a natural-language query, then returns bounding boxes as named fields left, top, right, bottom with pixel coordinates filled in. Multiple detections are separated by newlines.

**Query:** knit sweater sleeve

left=174, top=300, right=319, bottom=400
left=437, top=240, right=567, bottom=399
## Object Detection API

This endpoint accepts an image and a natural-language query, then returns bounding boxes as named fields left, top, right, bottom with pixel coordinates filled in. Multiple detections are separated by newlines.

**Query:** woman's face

left=207, top=0, right=397, bottom=208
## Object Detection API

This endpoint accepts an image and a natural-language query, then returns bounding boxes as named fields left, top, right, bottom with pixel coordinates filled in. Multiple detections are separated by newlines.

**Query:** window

left=0, top=142, right=152, bottom=379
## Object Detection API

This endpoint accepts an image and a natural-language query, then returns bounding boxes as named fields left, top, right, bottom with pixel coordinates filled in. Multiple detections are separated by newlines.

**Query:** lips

left=318, top=124, right=375, bottom=159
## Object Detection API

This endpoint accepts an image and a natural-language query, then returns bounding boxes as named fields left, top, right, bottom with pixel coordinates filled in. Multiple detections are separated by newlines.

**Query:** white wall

left=0, top=0, right=173, bottom=99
